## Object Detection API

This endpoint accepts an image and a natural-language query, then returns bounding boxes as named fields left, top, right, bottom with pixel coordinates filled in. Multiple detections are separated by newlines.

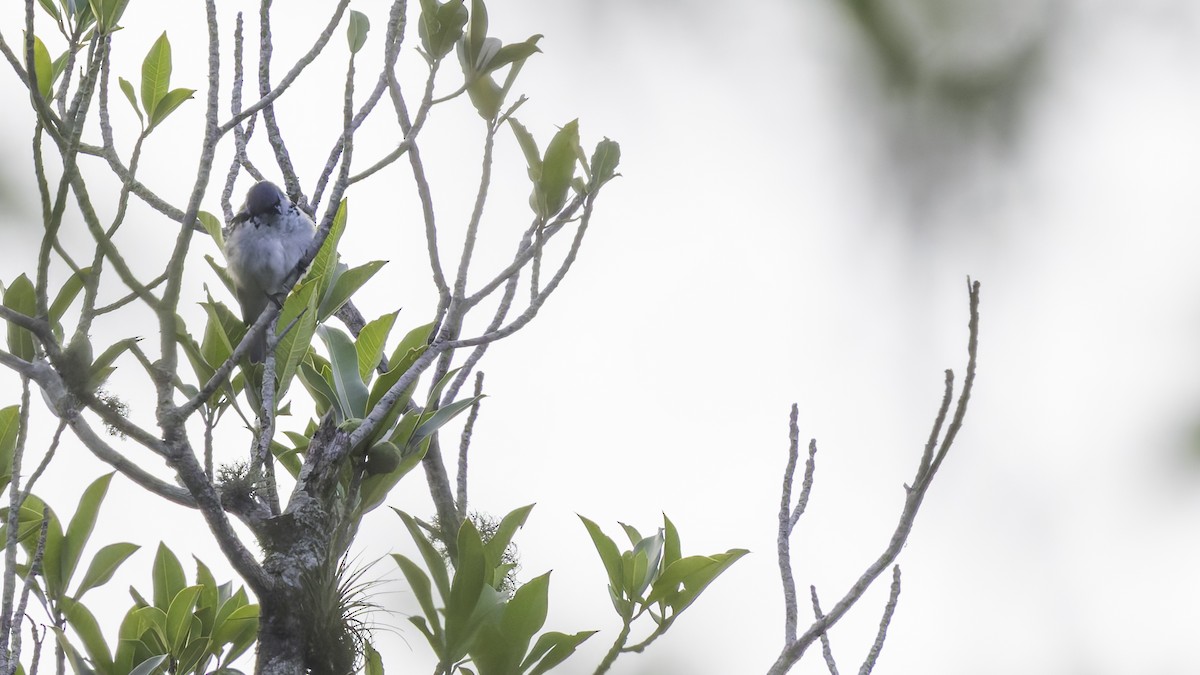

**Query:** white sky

left=4, top=0, right=1200, bottom=673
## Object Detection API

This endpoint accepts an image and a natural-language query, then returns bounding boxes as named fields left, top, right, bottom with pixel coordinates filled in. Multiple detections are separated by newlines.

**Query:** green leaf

left=364, top=640, right=384, bottom=675
left=446, top=520, right=486, bottom=653
left=410, top=395, right=481, bottom=447
left=318, top=325, right=369, bottom=419
left=306, top=200, right=348, bottom=299
left=662, top=513, right=681, bottom=569
left=61, top=473, right=114, bottom=592
left=392, top=554, right=442, bottom=644
left=36, top=0, right=60, bottom=21
left=4, top=274, right=37, bottom=361
left=91, top=0, right=130, bottom=33
left=536, top=120, right=580, bottom=219
left=578, top=516, right=625, bottom=612
left=0, top=406, right=21, bottom=494
left=483, top=504, right=533, bottom=573
left=420, top=0, right=467, bottom=59
left=646, top=549, right=748, bottom=615
left=198, top=211, right=223, bottom=248
left=355, top=311, right=398, bottom=381
left=151, top=542, right=186, bottom=611
left=48, top=266, right=90, bottom=324
left=148, top=87, right=194, bottom=129
left=129, top=654, right=169, bottom=675
left=523, top=630, right=597, bottom=675
left=118, top=76, right=144, bottom=124
left=466, top=0, right=489, bottom=66
left=298, top=359, right=339, bottom=422
left=61, top=597, right=114, bottom=671
left=347, top=9, right=370, bottom=54
left=274, top=277, right=320, bottom=400
left=317, top=259, right=386, bottom=322
left=465, top=72, right=502, bottom=120
left=589, top=138, right=621, bottom=191
left=165, top=585, right=203, bottom=653
left=140, top=32, right=172, bottom=120
left=501, top=571, right=549, bottom=645
left=32, top=35, right=53, bottom=100
left=394, top=509, right=451, bottom=601
left=481, top=37, right=541, bottom=77
left=508, top=118, right=541, bottom=181
left=212, top=603, right=258, bottom=652
left=201, top=296, right=243, bottom=368
left=367, top=321, right=433, bottom=413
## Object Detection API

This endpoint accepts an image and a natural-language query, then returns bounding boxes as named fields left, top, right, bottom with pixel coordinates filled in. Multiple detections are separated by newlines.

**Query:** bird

left=223, top=180, right=316, bottom=362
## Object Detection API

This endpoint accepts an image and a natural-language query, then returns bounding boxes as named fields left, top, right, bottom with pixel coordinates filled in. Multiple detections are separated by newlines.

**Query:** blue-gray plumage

left=224, top=181, right=315, bottom=362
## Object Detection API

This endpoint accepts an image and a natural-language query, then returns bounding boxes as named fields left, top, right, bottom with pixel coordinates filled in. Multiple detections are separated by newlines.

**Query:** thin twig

left=455, top=372, right=484, bottom=519
left=809, top=586, right=840, bottom=675
left=858, top=566, right=901, bottom=675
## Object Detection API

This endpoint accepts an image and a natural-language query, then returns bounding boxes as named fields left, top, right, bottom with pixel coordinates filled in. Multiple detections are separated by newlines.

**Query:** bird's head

left=232, top=181, right=287, bottom=224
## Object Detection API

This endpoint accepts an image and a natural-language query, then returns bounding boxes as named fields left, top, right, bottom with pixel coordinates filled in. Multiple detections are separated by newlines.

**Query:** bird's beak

left=231, top=211, right=250, bottom=225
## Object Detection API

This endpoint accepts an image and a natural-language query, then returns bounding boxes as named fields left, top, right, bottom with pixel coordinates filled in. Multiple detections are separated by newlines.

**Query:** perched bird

left=224, top=180, right=316, bottom=362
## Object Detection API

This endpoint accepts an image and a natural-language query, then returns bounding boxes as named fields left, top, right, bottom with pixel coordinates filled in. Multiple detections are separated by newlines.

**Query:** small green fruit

left=364, top=442, right=401, bottom=475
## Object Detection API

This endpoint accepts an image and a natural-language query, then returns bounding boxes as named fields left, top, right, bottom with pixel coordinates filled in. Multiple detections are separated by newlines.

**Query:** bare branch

left=455, top=372, right=484, bottom=519
left=767, top=281, right=980, bottom=675
left=858, top=566, right=901, bottom=675
left=809, top=586, right=840, bottom=675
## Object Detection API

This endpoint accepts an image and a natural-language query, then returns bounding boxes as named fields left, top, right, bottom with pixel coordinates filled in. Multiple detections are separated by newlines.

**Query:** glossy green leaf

left=367, top=321, right=433, bottom=413
left=90, top=0, right=130, bottom=33
left=347, top=10, right=370, bottom=54
left=523, top=630, right=597, bottom=675
left=274, top=277, right=320, bottom=400
left=61, top=472, right=114, bottom=592
left=502, top=571, right=549, bottom=644
left=355, top=311, right=398, bottom=381
left=165, top=585, right=203, bottom=652
left=140, top=32, right=172, bottom=120
left=392, top=554, right=442, bottom=642
left=212, top=603, right=259, bottom=657
left=317, top=260, right=386, bottom=322
left=36, top=0, right=60, bottom=21
left=298, top=359, right=338, bottom=421
left=411, top=395, right=482, bottom=447
left=646, top=549, right=748, bottom=615
left=151, top=542, right=186, bottom=611
left=578, top=516, right=624, bottom=606
left=4, top=274, right=37, bottom=361
left=306, top=199, right=347, bottom=297
left=31, top=35, right=53, bottom=100
left=318, top=325, right=369, bottom=418
left=446, top=520, right=487, bottom=656
left=118, top=76, right=144, bottom=124
left=61, top=597, right=114, bottom=671
left=394, top=509, right=452, bottom=601
left=129, top=654, right=169, bottom=675
left=483, top=504, right=533, bottom=573
left=148, top=87, right=194, bottom=129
